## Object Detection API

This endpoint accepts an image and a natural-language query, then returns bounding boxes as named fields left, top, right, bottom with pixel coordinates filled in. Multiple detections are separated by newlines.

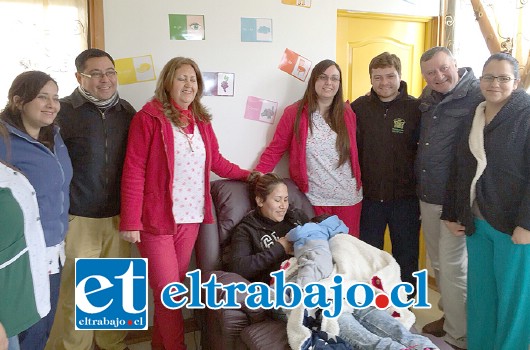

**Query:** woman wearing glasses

left=442, top=53, right=530, bottom=350
left=255, top=59, right=362, bottom=236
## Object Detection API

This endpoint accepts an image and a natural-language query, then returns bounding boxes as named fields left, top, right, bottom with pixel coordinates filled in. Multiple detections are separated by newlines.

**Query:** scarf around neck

left=77, top=86, right=120, bottom=110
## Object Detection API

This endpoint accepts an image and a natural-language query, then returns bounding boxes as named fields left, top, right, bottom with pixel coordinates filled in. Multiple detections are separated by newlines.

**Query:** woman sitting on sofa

left=229, top=172, right=438, bottom=350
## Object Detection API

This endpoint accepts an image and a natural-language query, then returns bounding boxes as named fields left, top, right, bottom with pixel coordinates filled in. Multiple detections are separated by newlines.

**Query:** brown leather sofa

left=195, top=178, right=314, bottom=350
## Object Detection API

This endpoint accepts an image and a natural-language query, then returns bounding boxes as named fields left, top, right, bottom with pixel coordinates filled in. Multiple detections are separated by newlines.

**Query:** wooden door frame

left=88, top=0, right=105, bottom=49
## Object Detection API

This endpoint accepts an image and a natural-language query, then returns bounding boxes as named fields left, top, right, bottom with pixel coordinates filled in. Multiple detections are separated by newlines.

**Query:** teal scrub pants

left=467, top=219, right=530, bottom=350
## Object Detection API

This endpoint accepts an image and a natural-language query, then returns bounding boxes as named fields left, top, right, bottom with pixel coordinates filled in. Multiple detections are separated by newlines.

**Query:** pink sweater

left=256, top=101, right=361, bottom=193
left=120, top=99, right=250, bottom=234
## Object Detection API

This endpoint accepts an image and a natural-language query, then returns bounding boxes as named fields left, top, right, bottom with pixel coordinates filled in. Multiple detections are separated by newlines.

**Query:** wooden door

left=337, top=11, right=439, bottom=272
left=337, top=11, right=438, bottom=100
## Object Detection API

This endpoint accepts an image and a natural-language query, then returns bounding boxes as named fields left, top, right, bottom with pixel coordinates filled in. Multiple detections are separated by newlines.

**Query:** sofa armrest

left=204, top=271, right=268, bottom=325
left=196, top=203, right=222, bottom=272
left=241, top=320, right=290, bottom=350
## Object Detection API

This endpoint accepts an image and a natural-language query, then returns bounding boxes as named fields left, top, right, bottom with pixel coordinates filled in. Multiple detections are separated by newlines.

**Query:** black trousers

left=359, top=198, right=420, bottom=288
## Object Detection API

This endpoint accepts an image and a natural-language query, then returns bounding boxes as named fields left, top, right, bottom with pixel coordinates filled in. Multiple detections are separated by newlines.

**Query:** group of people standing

left=0, top=49, right=135, bottom=350
left=230, top=47, right=529, bottom=350
left=0, top=43, right=528, bottom=350
left=0, top=49, right=252, bottom=350
left=413, top=47, right=529, bottom=350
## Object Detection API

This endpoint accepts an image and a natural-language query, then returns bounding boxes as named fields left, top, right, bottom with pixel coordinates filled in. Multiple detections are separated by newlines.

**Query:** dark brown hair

left=369, top=52, right=402, bottom=77
left=248, top=172, right=286, bottom=206
left=154, top=57, right=211, bottom=127
left=0, top=122, right=10, bottom=160
left=310, top=214, right=332, bottom=223
left=294, top=59, right=350, bottom=167
left=0, top=71, right=57, bottom=150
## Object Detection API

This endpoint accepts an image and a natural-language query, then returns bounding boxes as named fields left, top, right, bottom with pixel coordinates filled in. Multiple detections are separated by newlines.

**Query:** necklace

left=176, top=125, right=194, bottom=152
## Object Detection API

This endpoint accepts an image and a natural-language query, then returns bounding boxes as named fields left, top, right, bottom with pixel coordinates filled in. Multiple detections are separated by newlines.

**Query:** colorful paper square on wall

left=244, top=96, right=278, bottom=124
left=115, top=55, right=156, bottom=85
left=203, top=72, right=235, bottom=96
left=241, top=18, right=272, bottom=42
left=281, top=0, right=311, bottom=8
left=169, top=14, right=205, bottom=40
left=278, top=48, right=311, bottom=82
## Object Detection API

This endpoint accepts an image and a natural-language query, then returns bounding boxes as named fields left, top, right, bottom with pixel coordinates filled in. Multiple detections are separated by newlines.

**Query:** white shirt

left=171, top=124, right=206, bottom=223
left=305, top=111, right=362, bottom=206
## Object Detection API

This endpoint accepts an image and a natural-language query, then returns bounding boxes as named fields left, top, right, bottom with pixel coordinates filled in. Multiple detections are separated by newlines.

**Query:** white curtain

left=0, top=0, right=88, bottom=102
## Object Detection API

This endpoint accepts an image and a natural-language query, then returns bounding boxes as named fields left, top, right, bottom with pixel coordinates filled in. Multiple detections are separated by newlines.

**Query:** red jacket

left=256, top=101, right=361, bottom=193
left=120, top=99, right=250, bottom=234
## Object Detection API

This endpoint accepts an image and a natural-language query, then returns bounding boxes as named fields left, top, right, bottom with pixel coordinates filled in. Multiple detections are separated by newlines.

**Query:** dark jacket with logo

left=229, top=208, right=309, bottom=283
left=351, top=81, right=421, bottom=201
left=57, top=89, right=136, bottom=218
left=415, top=68, right=484, bottom=205
left=442, top=90, right=530, bottom=235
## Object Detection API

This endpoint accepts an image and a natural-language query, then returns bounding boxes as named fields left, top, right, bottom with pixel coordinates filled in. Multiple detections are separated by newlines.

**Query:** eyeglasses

left=479, top=75, right=514, bottom=84
left=317, top=74, right=340, bottom=83
left=79, top=70, right=118, bottom=80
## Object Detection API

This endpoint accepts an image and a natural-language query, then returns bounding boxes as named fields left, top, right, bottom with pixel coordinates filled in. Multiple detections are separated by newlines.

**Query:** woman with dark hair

left=230, top=172, right=309, bottom=282
left=0, top=71, right=72, bottom=350
left=442, top=53, right=530, bottom=350
left=229, top=172, right=438, bottom=350
left=255, top=59, right=362, bottom=236
left=119, top=57, right=250, bottom=349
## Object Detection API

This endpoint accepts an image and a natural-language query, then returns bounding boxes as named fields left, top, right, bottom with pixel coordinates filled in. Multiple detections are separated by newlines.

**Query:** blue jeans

left=338, top=307, right=436, bottom=350
left=8, top=336, right=20, bottom=350
left=18, top=272, right=61, bottom=350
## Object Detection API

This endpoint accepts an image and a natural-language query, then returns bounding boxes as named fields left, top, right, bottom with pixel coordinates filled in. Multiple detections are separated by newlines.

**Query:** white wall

left=103, top=0, right=439, bottom=176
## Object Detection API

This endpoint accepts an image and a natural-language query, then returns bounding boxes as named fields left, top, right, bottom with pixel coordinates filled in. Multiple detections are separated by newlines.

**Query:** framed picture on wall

left=278, top=48, right=312, bottom=82
left=169, top=14, right=205, bottom=40
left=203, top=72, right=235, bottom=96
left=244, top=96, right=278, bottom=124
left=281, top=0, right=311, bottom=8
left=115, top=55, right=156, bottom=85
left=241, top=18, right=273, bottom=42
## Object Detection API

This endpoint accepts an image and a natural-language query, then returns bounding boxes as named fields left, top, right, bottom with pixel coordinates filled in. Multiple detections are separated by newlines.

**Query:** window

left=450, top=0, right=530, bottom=90
left=0, top=0, right=89, bottom=100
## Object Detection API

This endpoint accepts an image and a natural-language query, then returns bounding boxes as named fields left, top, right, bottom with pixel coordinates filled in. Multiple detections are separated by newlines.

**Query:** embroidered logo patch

left=392, top=118, right=406, bottom=134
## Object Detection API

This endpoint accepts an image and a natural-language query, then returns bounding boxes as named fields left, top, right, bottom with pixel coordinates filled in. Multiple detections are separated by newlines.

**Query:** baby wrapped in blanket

left=285, top=214, right=347, bottom=287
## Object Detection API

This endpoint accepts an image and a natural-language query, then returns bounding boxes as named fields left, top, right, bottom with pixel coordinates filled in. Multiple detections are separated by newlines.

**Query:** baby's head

left=310, top=214, right=332, bottom=224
